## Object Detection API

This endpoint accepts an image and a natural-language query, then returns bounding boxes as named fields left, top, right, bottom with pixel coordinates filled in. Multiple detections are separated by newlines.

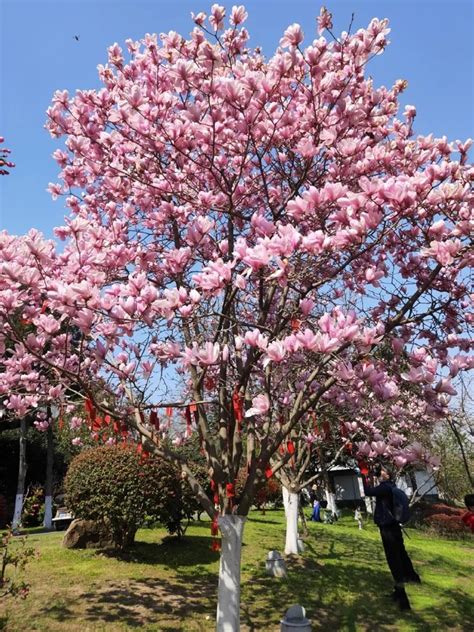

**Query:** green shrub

left=21, top=486, right=44, bottom=528
left=65, top=444, right=207, bottom=548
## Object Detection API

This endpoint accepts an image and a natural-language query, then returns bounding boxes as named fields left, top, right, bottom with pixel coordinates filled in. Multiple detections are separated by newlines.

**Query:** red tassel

left=278, top=444, right=285, bottom=456
left=287, top=440, right=295, bottom=455
left=85, top=398, right=96, bottom=422
left=232, top=390, right=243, bottom=431
left=211, top=515, right=219, bottom=536
left=291, top=318, right=301, bottom=331
left=265, top=467, right=273, bottom=479
left=92, top=416, right=103, bottom=432
left=150, top=410, right=159, bottom=430
left=166, top=406, right=173, bottom=417
left=185, top=406, right=192, bottom=434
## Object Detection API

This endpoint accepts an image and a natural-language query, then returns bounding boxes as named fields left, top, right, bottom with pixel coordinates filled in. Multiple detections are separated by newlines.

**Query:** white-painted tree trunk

left=357, top=475, right=373, bottom=514
left=325, top=490, right=338, bottom=515
left=12, top=418, right=27, bottom=529
left=284, top=490, right=300, bottom=555
left=43, top=423, right=54, bottom=529
left=43, top=496, right=53, bottom=529
left=12, top=494, right=24, bottom=529
left=216, top=515, right=246, bottom=632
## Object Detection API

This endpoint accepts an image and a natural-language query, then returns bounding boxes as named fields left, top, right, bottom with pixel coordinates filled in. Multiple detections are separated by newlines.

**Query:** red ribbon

left=150, top=410, right=159, bottom=430
left=85, top=398, right=96, bottom=422
left=185, top=406, right=192, bottom=432
left=232, top=390, right=243, bottom=432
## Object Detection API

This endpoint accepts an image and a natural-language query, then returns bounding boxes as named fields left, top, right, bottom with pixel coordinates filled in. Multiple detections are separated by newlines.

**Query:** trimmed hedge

left=414, top=501, right=469, bottom=539
left=65, top=444, right=203, bottom=548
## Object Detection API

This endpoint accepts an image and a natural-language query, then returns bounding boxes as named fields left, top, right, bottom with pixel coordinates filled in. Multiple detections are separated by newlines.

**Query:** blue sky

left=1, top=0, right=472, bottom=238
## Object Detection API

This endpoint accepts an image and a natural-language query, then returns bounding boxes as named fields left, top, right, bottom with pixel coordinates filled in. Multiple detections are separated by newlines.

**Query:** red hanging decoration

left=184, top=405, right=192, bottom=436
left=210, top=514, right=221, bottom=551
left=85, top=398, right=96, bottom=422
left=278, top=444, right=285, bottom=456
left=322, top=421, right=330, bottom=438
left=290, top=318, right=301, bottom=331
left=92, top=416, right=103, bottom=432
left=150, top=410, right=159, bottom=430
left=232, top=389, right=243, bottom=432
left=265, top=466, right=273, bottom=479
left=286, top=440, right=295, bottom=455
left=166, top=406, right=173, bottom=417
left=211, top=514, right=219, bottom=536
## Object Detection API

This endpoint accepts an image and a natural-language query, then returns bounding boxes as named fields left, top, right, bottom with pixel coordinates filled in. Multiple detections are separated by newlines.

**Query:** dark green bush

left=65, top=444, right=206, bottom=548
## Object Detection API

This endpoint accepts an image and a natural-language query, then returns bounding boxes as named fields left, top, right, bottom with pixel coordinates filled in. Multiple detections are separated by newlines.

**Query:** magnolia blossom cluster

left=0, top=7, right=472, bottom=484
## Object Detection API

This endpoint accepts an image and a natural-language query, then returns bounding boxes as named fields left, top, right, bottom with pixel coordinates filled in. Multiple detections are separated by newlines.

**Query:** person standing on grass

left=359, top=462, right=420, bottom=611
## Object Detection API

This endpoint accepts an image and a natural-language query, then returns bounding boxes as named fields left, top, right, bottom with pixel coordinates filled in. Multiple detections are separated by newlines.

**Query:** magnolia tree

left=1, top=5, right=474, bottom=630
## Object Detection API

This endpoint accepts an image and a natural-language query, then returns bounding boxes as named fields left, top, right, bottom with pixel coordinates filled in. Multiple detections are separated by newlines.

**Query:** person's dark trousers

left=379, top=523, right=418, bottom=583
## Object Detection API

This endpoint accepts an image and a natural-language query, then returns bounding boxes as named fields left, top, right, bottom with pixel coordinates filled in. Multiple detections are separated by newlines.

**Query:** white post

left=284, top=491, right=300, bottom=555
left=216, top=514, right=246, bottom=632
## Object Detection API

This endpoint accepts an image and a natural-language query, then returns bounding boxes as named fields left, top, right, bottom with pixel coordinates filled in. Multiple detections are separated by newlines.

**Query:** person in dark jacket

left=361, top=463, right=420, bottom=610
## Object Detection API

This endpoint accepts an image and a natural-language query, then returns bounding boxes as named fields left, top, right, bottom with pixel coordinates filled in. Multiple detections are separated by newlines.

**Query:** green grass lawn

left=1, top=510, right=472, bottom=631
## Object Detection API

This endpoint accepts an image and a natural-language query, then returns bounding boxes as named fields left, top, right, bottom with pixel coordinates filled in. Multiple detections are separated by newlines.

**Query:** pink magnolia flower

left=245, top=393, right=270, bottom=417
left=243, top=329, right=268, bottom=350
left=230, top=5, right=248, bottom=26
left=263, top=341, right=287, bottom=367
left=317, top=7, right=333, bottom=34
left=299, top=298, right=315, bottom=316
left=434, top=378, right=457, bottom=396
left=280, top=23, right=304, bottom=48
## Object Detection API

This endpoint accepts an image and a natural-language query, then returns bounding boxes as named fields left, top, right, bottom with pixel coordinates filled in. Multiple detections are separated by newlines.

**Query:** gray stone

left=266, top=550, right=287, bottom=578
left=62, top=519, right=114, bottom=549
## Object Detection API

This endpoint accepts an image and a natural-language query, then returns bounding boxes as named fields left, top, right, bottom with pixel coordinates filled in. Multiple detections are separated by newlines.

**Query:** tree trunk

left=325, top=488, right=338, bottom=516
left=216, top=515, right=246, bottom=632
left=356, top=474, right=373, bottom=514
left=12, top=418, right=27, bottom=529
left=43, top=424, right=54, bottom=529
left=283, top=488, right=299, bottom=555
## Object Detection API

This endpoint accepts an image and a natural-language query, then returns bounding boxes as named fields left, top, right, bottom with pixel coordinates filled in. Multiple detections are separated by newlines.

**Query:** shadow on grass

left=95, top=534, right=220, bottom=568
left=39, top=572, right=218, bottom=629
left=240, top=525, right=474, bottom=632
